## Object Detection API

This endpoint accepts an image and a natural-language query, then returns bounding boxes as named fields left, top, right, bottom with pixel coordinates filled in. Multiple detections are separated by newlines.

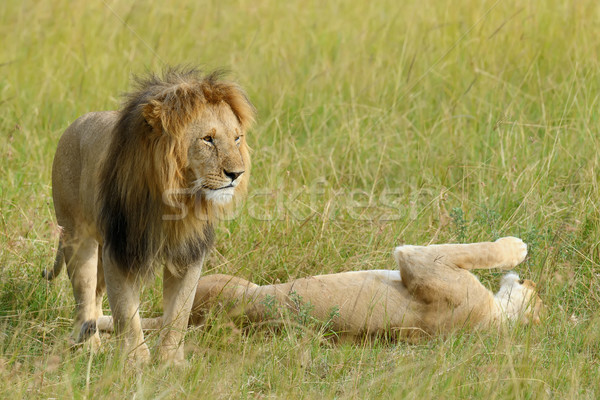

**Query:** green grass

left=1, top=0, right=600, bottom=397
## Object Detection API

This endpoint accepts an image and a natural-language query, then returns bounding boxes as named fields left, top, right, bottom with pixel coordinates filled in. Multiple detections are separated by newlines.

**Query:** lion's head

left=99, top=68, right=255, bottom=273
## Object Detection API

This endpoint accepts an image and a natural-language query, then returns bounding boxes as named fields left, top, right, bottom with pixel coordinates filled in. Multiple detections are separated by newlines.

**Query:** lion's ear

left=221, top=86, right=256, bottom=132
left=142, top=99, right=164, bottom=130
left=142, top=85, right=201, bottom=135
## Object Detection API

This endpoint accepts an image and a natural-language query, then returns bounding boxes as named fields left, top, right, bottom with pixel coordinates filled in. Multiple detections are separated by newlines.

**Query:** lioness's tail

left=43, top=240, right=64, bottom=280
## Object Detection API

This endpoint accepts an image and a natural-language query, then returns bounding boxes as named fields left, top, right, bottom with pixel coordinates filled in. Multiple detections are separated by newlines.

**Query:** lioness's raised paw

left=494, top=237, right=528, bottom=268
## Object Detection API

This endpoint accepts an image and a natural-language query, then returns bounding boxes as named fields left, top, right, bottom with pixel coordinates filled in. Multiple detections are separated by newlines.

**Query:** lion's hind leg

left=63, top=235, right=102, bottom=349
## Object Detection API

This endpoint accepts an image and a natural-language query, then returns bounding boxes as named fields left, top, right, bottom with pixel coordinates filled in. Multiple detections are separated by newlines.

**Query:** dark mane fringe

left=98, top=67, right=255, bottom=274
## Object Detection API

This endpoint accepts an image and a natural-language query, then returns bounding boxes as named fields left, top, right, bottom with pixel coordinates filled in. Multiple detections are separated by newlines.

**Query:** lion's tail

left=43, top=240, right=65, bottom=280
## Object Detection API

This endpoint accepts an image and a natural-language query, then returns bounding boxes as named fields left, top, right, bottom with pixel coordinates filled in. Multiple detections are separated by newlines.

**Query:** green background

left=0, top=0, right=599, bottom=397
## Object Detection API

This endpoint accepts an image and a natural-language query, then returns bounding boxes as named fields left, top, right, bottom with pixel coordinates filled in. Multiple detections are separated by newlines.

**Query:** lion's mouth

left=189, top=179, right=235, bottom=194
left=215, top=184, right=234, bottom=190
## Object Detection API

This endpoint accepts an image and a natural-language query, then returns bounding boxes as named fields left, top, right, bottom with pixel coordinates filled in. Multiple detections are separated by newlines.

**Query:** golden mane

left=98, top=67, right=255, bottom=274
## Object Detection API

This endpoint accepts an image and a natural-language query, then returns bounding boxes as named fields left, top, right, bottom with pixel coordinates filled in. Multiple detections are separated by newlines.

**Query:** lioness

left=48, top=68, right=255, bottom=362
left=98, top=237, right=544, bottom=340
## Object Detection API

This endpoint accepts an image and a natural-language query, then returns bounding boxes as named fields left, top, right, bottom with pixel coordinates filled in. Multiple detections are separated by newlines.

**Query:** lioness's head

left=139, top=69, right=255, bottom=207
left=495, top=273, right=545, bottom=325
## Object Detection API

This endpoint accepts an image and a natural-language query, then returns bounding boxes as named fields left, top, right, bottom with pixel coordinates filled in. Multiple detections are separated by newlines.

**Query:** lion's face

left=185, top=103, right=249, bottom=205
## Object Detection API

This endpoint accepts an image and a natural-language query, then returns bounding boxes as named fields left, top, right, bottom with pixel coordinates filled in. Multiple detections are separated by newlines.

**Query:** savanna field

left=1, top=0, right=599, bottom=397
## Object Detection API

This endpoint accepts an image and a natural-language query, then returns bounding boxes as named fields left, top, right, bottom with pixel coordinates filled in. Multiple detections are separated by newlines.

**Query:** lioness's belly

left=255, top=270, right=425, bottom=336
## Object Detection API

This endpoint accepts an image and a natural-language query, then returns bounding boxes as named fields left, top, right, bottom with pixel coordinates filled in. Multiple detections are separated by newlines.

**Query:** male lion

left=98, top=237, right=544, bottom=340
left=47, top=68, right=255, bottom=362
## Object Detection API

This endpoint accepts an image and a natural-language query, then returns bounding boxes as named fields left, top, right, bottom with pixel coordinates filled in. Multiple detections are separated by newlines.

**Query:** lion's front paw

left=495, top=237, right=528, bottom=268
left=127, top=343, right=151, bottom=365
left=157, top=340, right=186, bottom=366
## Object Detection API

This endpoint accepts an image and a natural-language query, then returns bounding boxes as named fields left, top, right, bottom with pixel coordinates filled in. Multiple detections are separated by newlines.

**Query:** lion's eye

left=202, top=136, right=214, bottom=145
left=519, top=279, right=525, bottom=285
left=235, top=136, right=242, bottom=145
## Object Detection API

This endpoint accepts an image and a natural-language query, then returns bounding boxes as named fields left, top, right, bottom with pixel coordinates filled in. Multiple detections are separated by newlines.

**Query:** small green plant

left=288, top=291, right=315, bottom=327
left=450, top=207, right=468, bottom=242
left=261, top=294, right=280, bottom=321
left=475, top=205, right=501, bottom=239
left=320, top=305, right=341, bottom=339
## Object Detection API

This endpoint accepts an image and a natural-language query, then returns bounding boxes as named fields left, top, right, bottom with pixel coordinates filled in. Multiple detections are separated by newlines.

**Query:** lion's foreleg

left=102, top=249, right=150, bottom=363
left=159, top=260, right=204, bottom=364
left=64, top=237, right=102, bottom=349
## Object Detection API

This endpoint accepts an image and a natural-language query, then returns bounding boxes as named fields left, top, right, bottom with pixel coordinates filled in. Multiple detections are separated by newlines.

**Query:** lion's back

left=52, top=111, right=118, bottom=233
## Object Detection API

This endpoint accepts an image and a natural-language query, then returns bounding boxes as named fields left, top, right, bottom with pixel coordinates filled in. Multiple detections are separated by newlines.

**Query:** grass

left=1, top=0, right=600, bottom=397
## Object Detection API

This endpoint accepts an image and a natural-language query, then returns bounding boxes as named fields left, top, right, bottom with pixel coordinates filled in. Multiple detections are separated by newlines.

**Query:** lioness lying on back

left=98, top=237, right=544, bottom=340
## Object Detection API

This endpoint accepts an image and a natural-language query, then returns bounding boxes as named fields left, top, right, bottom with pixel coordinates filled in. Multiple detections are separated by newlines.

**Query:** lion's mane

left=98, top=68, right=255, bottom=274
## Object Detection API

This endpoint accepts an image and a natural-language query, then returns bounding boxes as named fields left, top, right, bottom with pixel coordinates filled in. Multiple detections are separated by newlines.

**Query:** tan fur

left=99, top=237, right=544, bottom=341
left=49, top=68, right=255, bottom=363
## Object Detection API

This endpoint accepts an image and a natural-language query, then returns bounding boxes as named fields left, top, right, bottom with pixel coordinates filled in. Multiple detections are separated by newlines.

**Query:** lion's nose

left=224, top=170, right=244, bottom=181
